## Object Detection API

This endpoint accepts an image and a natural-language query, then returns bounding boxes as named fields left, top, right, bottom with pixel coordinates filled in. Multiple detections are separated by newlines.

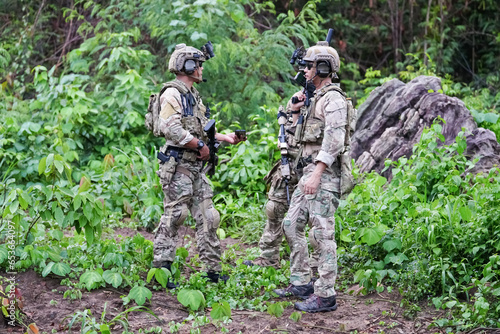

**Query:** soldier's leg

left=258, top=196, right=288, bottom=266
left=153, top=173, right=191, bottom=267
left=308, top=227, right=320, bottom=277
left=191, top=173, right=222, bottom=273
left=283, top=187, right=311, bottom=286
left=309, top=188, right=340, bottom=298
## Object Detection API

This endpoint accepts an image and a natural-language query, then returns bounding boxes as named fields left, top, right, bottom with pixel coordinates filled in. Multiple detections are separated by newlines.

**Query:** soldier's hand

left=198, top=145, right=210, bottom=160
left=303, top=173, right=320, bottom=195
left=290, top=91, right=306, bottom=110
left=225, top=133, right=246, bottom=144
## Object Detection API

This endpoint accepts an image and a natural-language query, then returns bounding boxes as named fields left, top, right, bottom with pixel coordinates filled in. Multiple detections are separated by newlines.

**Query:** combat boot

left=243, top=257, right=280, bottom=268
left=273, top=281, right=314, bottom=298
left=294, top=294, right=337, bottom=313
left=161, top=261, right=179, bottom=289
left=205, top=271, right=229, bottom=283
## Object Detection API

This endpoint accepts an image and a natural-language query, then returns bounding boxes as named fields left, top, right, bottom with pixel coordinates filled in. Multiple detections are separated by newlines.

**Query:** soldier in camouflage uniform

left=274, top=40, right=350, bottom=313
left=244, top=100, right=321, bottom=272
left=152, top=43, right=244, bottom=287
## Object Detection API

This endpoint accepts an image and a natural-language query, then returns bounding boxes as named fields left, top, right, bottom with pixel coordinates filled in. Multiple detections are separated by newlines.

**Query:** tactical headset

left=316, top=61, right=332, bottom=78
left=183, top=59, right=197, bottom=74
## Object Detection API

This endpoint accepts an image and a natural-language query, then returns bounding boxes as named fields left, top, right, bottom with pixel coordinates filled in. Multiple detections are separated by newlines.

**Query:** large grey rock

left=351, top=75, right=500, bottom=177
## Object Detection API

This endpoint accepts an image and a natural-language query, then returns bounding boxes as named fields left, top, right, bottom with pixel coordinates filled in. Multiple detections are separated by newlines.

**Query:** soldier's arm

left=159, top=88, right=194, bottom=146
left=303, top=93, right=346, bottom=195
left=315, top=93, right=347, bottom=167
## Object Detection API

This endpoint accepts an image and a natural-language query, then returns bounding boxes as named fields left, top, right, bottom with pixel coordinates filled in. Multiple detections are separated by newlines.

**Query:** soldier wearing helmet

left=275, top=34, right=351, bottom=313
left=152, top=42, right=245, bottom=287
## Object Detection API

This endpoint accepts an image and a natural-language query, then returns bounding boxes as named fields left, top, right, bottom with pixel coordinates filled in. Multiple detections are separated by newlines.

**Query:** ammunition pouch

left=157, top=156, right=177, bottom=184
left=301, top=117, right=324, bottom=143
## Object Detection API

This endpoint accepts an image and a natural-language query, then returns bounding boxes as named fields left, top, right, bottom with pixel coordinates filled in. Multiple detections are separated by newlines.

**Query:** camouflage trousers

left=258, top=177, right=295, bottom=267
left=258, top=170, right=319, bottom=270
left=282, top=167, right=340, bottom=298
left=153, top=161, right=221, bottom=272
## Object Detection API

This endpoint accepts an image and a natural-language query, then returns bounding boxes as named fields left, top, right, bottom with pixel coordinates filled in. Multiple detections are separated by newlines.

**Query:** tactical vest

left=295, top=84, right=357, bottom=197
left=161, top=80, right=209, bottom=143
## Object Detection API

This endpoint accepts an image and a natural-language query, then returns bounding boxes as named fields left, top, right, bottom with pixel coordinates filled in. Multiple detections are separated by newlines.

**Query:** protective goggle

left=304, top=61, right=315, bottom=70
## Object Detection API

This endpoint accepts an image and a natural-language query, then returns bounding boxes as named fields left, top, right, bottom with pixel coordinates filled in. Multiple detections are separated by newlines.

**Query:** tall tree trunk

left=388, top=0, right=401, bottom=72
left=409, top=0, right=414, bottom=42
left=438, top=0, right=444, bottom=71
left=424, top=0, right=433, bottom=67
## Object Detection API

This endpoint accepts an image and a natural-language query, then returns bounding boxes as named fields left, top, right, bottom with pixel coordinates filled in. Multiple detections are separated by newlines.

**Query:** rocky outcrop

left=351, top=75, right=500, bottom=176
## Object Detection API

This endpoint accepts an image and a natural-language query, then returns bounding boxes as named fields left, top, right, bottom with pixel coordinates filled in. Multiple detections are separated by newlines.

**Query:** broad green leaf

left=84, top=225, right=95, bottom=244
left=42, top=262, right=55, bottom=277
left=80, top=270, right=104, bottom=291
left=54, top=160, right=64, bottom=174
left=45, top=154, right=54, bottom=172
left=445, top=301, right=457, bottom=309
left=54, top=207, right=64, bottom=226
left=177, top=289, right=206, bottom=311
left=375, top=175, right=387, bottom=187
left=382, top=239, right=401, bottom=252
left=154, top=268, right=171, bottom=288
left=459, top=206, right=472, bottom=222
left=83, top=202, right=93, bottom=221
left=74, top=195, right=82, bottom=210
left=128, top=286, right=152, bottom=306
left=49, top=230, right=64, bottom=241
left=100, top=324, right=111, bottom=334
left=210, top=301, right=231, bottom=320
left=51, top=263, right=71, bottom=276
left=38, top=157, right=47, bottom=175
left=103, top=271, right=123, bottom=288
left=146, top=268, right=156, bottom=283
left=176, top=247, right=189, bottom=260
left=217, top=228, right=226, bottom=240
left=9, top=200, right=19, bottom=214
left=47, top=250, right=62, bottom=262
left=361, top=228, right=383, bottom=245
left=340, top=229, right=352, bottom=242
left=267, top=302, right=284, bottom=317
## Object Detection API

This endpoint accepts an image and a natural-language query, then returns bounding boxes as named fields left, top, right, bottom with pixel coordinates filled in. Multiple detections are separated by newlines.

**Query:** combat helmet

left=168, top=43, right=206, bottom=75
left=303, top=41, right=340, bottom=78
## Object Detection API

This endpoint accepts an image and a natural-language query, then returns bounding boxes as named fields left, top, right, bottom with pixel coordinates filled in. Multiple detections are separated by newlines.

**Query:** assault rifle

left=203, top=119, right=220, bottom=177
left=291, top=77, right=316, bottom=107
left=277, top=105, right=291, bottom=204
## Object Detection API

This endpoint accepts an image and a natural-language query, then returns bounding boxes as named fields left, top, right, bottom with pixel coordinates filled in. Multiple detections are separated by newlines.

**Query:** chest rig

left=166, top=80, right=209, bottom=142
left=295, top=84, right=339, bottom=146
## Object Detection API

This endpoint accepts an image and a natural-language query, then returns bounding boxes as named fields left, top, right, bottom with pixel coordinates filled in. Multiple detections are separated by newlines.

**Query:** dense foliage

left=1, top=0, right=500, bottom=332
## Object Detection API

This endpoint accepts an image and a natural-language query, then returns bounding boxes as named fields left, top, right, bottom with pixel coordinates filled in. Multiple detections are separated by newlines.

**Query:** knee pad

left=265, top=201, right=276, bottom=220
left=201, top=199, right=220, bottom=230
left=162, top=205, right=189, bottom=230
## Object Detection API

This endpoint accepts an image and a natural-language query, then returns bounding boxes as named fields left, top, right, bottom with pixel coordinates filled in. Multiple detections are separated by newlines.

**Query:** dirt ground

left=1, top=227, right=444, bottom=334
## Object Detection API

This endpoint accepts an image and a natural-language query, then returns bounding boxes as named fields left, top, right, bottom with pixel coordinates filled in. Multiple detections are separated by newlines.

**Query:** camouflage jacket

left=298, top=83, right=347, bottom=176
left=158, top=79, right=211, bottom=150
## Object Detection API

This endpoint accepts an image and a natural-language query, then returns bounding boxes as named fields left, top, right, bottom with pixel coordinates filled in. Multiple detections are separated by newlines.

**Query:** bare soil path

left=2, top=227, right=441, bottom=334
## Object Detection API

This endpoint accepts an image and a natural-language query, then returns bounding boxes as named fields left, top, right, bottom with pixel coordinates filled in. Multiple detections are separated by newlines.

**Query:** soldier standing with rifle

left=151, top=42, right=245, bottom=287
left=274, top=29, right=353, bottom=313
left=243, top=50, right=320, bottom=271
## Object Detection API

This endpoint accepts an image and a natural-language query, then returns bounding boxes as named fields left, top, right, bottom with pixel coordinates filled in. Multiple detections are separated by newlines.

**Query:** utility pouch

left=159, top=156, right=178, bottom=184
left=302, top=118, right=324, bottom=143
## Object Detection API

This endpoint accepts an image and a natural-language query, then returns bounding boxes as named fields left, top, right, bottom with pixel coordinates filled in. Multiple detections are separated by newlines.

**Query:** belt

left=161, top=146, right=198, bottom=163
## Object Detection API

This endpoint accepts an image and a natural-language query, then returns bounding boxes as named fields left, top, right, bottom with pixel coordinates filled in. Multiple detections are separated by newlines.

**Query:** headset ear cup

left=184, top=60, right=196, bottom=74
left=317, top=61, right=331, bottom=78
